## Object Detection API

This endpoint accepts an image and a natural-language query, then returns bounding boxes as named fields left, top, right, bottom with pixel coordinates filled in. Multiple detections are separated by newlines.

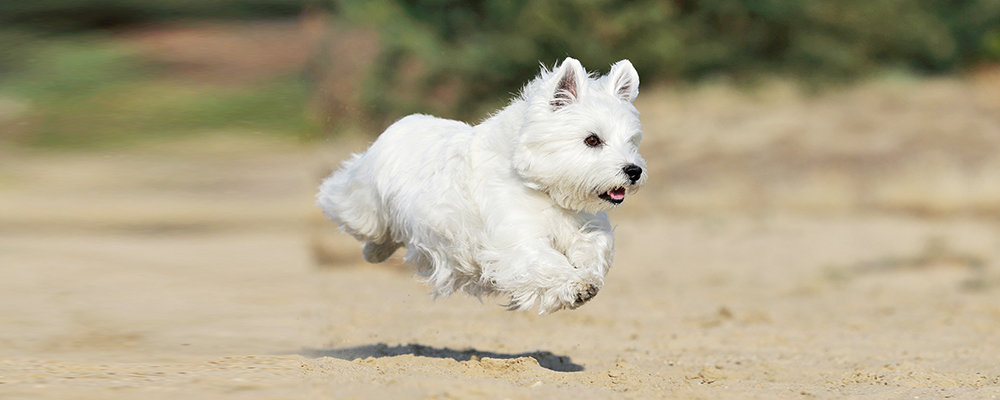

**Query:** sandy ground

left=2, top=79, right=1000, bottom=399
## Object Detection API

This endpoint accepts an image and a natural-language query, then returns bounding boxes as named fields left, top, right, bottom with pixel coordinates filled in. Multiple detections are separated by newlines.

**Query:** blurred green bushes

left=0, top=0, right=303, bottom=32
left=1, top=0, right=999, bottom=147
left=333, top=0, right=1000, bottom=120
left=0, top=1, right=310, bottom=148
left=0, top=35, right=309, bottom=148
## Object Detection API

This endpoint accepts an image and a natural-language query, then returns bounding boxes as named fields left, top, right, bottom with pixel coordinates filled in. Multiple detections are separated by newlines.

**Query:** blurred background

left=0, top=0, right=998, bottom=216
left=3, top=2, right=1000, bottom=397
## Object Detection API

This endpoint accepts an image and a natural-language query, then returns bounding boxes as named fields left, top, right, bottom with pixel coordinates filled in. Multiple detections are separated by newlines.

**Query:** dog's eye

left=584, top=134, right=603, bottom=147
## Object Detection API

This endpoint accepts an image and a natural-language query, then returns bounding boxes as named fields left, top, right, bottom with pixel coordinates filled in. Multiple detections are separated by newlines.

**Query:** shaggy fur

left=317, top=57, right=646, bottom=313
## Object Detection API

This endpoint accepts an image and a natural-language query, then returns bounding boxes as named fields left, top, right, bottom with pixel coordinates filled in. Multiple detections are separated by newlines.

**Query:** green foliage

left=334, top=0, right=1000, bottom=122
left=0, top=0, right=304, bottom=32
left=3, top=0, right=998, bottom=146
left=0, top=36, right=310, bottom=148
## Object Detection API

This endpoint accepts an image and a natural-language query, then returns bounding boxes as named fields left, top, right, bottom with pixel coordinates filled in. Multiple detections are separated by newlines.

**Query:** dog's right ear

left=549, top=58, right=586, bottom=111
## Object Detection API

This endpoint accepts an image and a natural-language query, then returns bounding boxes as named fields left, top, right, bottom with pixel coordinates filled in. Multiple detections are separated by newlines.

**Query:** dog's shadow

left=303, top=343, right=584, bottom=372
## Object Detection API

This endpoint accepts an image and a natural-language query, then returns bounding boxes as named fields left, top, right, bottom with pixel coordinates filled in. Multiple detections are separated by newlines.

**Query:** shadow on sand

left=303, top=343, right=584, bottom=372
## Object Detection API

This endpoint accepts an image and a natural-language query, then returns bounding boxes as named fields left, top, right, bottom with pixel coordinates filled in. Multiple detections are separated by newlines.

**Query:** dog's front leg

left=564, top=212, right=615, bottom=278
left=480, top=237, right=604, bottom=314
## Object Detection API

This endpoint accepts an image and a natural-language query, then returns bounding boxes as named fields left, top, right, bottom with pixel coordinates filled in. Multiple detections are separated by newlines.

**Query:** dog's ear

left=550, top=57, right=586, bottom=111
left=607, top=60, right=639, bottom=103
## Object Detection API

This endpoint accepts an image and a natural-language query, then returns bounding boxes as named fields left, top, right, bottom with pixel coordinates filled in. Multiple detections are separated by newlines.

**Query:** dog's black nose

left=623, top=164, right=642, bottom=184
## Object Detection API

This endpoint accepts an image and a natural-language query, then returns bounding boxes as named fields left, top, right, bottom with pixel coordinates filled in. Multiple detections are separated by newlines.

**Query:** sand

left=2, top=78, right=1000, bottom=399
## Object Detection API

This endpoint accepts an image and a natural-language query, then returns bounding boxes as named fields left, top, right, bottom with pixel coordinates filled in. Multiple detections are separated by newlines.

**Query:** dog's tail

left=316, top=153, right=392, bottom=245
left=317, top=154, right=357, bottom=219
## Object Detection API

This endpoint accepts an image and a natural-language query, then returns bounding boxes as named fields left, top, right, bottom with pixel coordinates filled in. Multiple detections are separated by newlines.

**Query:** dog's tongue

left=608, top=188, right=626, bottom=200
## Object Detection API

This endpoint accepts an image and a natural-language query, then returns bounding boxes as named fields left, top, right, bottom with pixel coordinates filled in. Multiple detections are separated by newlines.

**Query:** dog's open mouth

left=599, top=187, right=626, bottom=204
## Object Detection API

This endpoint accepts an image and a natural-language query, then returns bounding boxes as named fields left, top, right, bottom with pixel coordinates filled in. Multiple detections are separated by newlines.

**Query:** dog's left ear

left=550, top=57, right=587, bottom=111
left=608, top=60, right=639, bottom=103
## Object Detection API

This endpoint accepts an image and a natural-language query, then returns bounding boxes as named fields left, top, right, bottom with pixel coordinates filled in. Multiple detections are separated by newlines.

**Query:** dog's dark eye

left=584, top=134, right=603, bottom=147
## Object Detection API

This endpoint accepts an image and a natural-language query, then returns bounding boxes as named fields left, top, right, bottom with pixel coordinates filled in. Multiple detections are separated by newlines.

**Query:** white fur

left=317, top=58, right=646, bottom=314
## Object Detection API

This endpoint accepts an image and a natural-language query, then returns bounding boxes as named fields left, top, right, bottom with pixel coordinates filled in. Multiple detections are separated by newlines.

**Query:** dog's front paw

left=493, top=252, right=605, bottom=314
left=533, top=276, right=603, bottom=314
left=573, top=283, right=599, bottom=307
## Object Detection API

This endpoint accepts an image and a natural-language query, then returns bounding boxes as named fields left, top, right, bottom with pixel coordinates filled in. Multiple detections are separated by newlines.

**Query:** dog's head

left=513, top=57, right=647, bottom=213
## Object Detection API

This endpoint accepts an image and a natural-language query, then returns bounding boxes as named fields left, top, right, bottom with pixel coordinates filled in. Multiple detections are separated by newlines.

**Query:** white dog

left=317, top=57, right=646, bottom=313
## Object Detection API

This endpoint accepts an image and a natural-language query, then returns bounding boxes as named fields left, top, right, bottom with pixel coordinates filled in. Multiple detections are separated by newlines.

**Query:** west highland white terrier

left=317, top=57, right=646, bottom=313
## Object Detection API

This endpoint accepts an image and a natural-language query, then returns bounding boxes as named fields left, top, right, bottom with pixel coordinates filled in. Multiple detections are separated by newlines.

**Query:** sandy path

left=2, top=150, right=998, bottom=399
left=304, top=215, right=1000, bottom=399
left=0, top=141, right=315, bottom=399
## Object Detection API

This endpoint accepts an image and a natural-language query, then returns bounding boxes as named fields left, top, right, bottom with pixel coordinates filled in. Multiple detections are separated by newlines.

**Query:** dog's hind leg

left=362, top=240, right=403, bottom=263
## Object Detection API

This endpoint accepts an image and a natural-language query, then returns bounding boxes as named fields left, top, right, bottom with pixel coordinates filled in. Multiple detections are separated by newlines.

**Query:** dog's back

left=317, top=114, right=475, bottom=263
